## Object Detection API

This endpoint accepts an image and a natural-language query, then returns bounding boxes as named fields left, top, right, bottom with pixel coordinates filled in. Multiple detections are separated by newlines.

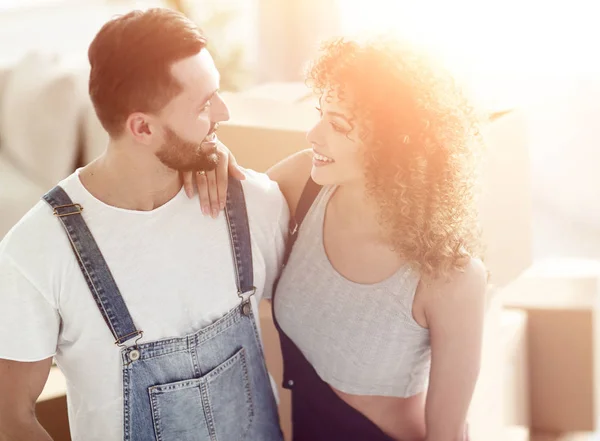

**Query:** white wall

left=525, top=75, right=600, bottom=260
left=256, top=0, right=341, bottom=82
left=0, top=0, right=261, bottom=87
left=0, top=1, right=169, bottom=68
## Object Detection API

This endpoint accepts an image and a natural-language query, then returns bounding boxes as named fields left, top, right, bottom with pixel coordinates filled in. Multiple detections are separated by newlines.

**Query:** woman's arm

left=266, top=149, right=313, bottom=217
left=422, top=258, right=488, bottom=441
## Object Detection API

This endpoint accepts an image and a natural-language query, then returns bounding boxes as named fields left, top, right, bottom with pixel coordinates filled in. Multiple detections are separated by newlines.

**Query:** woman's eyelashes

left=331, top=122, right=347, bottom=133
left=316, top=107, right=350, bottom=134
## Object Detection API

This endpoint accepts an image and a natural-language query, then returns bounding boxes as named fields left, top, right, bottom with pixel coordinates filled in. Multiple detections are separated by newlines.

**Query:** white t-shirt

left=0, top=168, right=289, bottom=441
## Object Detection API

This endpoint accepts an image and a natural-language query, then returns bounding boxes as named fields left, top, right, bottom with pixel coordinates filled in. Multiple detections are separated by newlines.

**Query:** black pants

left=276, top=328, right=396, bottom=441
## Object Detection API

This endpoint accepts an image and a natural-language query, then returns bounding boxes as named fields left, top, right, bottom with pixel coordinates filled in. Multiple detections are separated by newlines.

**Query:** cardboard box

left=259, top=301, right=292, bottom=441
left=503, top=309, right=530, bottom=427
left=506, top=426, right=530, bottom=441
left=478, top=108, right=532, bottom=288
left=530, top=432, right=594, bottom=441
left=219, top=83, right=532, bottom=288
left=503, top=259, right=600, bottom=433
left=218, top=87, right=316, bottom=174
left=37, top=366, right=70, bottom=441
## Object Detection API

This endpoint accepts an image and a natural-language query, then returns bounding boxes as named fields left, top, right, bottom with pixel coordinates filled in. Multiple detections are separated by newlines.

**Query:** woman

left=187, top=35, right=487, bottom=441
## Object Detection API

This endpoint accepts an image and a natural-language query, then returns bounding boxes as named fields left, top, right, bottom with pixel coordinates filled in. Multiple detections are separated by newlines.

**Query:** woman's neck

left=328, top=180, right=384, bottom=239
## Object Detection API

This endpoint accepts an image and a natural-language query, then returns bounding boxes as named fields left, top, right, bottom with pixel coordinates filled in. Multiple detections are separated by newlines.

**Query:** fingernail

left=220, top=201, right=225, bottom=210
left=202, top=205, right=209, bottom=215
left=185, top=189, right=192, bottom=198
left=212, top=208, right=218, bottom=218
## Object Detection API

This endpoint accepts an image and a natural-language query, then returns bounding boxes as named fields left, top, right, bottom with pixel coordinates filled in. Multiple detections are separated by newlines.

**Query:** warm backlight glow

left=338, top=0, right=599, bottom=109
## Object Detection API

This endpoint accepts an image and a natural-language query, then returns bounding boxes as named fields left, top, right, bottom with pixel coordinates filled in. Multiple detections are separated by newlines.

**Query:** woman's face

left=306, top=91, right=365, bottom=187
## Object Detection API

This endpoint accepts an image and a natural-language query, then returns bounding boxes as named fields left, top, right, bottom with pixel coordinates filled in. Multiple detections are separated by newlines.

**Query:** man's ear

left=126, top=112, right=156, bottom=145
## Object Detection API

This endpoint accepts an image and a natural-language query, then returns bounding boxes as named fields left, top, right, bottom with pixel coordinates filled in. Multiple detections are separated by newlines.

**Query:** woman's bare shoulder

left=417, top=258, right=488, bottom=327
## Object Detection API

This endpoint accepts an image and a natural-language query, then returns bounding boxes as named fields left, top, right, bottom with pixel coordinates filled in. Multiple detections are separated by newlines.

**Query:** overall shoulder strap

left=284, top=178, right=322, bottom=265
left=42, top=186, right=142, bottom=346
left=224, top=176, right=255, bottom=312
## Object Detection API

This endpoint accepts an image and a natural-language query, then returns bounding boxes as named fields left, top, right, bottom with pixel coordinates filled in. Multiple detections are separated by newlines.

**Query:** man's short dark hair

left=88, top=8, right=207, bottom=137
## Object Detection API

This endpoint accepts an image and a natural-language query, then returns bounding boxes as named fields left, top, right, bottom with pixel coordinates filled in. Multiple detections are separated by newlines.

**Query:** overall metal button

left=242, top=302, right=251, bottom=316
left=287, top=379, right=294, bottom=387
left=129, top=349, right=140, bottom=361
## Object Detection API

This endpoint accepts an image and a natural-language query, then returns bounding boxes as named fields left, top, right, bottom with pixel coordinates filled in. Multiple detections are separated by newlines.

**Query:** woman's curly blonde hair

left=306, top=36, right=484, bottom=279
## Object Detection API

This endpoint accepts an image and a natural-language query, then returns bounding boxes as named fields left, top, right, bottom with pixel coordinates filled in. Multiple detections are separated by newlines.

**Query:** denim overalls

left=43, top=178, right=283, bottom=441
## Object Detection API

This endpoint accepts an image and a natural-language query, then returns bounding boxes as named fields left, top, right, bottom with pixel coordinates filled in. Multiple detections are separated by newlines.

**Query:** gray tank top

left=274, top=185, right=431, bottom=397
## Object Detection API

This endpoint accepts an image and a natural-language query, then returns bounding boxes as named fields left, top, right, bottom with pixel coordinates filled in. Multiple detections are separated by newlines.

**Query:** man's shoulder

left=1, top=199, right=63, bottom=258
left=239, top=168, right=281, bottom=200
left=0, top=175, right=80, bottom=267
left=239, top=168, right=286, bottom=213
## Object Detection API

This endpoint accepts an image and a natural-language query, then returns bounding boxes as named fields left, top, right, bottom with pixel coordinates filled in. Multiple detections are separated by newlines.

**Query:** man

left=0, top=8, right=287, bottom=441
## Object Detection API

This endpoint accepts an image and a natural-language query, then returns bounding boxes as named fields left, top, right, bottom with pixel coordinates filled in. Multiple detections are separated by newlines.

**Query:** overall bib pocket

left=149, top=348, right=254, bottom=441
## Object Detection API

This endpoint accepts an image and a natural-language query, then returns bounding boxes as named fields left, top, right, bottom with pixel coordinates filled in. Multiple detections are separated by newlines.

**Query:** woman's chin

left=310, top=166, right=337, bottom=186
left=310, top=167, right=367, bottom=189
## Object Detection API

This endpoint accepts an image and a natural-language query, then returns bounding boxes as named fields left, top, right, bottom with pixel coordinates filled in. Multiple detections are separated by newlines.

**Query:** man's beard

left=155, top=126, right=219, bottom=172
